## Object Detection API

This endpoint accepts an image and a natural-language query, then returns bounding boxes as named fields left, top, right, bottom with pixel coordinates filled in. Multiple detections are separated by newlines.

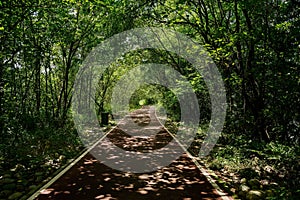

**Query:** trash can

left=101, top=112, right=109, bottom=126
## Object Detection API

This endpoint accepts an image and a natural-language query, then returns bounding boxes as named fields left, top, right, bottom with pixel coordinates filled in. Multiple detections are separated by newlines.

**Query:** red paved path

left=32, top=107, right=232, bottom=200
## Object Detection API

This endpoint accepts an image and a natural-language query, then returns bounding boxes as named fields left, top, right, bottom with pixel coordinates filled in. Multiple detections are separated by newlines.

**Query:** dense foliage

left=0, top=0, right=299, bottom=199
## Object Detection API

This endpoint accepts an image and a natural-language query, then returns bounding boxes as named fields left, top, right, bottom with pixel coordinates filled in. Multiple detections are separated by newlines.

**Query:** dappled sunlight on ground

left=37, top=153, right=225, bottom=200
left=35, top=106, right=230, bottom=200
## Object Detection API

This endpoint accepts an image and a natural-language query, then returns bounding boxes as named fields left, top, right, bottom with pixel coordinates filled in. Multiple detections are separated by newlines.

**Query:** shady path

left=30, top=106, right=232, bottom=200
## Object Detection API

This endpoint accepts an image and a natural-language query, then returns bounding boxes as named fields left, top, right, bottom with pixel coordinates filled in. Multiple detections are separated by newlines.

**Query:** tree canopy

left=0, top=0, right=299, bottom=199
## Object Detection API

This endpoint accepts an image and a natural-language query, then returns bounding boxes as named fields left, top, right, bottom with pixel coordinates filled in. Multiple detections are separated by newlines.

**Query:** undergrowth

left=201, top=135, right=300, bottom=199
left=0, top=121, right=84, bottom=199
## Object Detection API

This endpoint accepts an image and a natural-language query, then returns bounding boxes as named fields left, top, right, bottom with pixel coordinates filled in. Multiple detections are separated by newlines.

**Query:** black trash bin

left=101, top=112, right=109, bottom=126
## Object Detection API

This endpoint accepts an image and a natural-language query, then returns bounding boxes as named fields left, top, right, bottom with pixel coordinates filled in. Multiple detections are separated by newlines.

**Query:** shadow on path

left=35, top=107, right=231, bottom=200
